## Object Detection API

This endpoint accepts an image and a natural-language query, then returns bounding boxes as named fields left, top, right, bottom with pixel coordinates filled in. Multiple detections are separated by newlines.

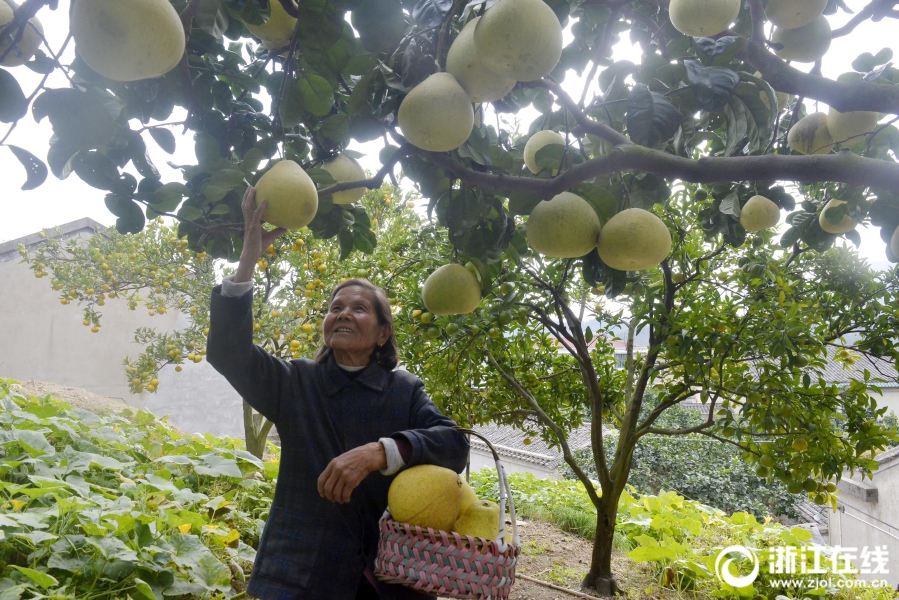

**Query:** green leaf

left=353, top=227, right=377, bottom=254
left=104, top=195, right=146, bottom=234
left=169, top=533, right=210, bottom=568
left=17, top=430, right=54, bottom=457
left=32, top=89, right=114, bottom=150
left=872, top=47, right=893, bottom=66
left=0, top=68, right=27, bottom=123
left=195, top=454, right=242, bottom=478
left=299, top=74, right=334, bottom=117
left=190, top=554, right=232, bottom=591
left=626, top=84, right=683, bottom=148
left=279, top=76, right=305, bottom=128
left=148, top=128, right=177, bottom=154
left=7, top=145, right=47, bottom=191
left=132, top=578, right=158, bottom=600
left=320, top=113, right=351, bottom=143
left=693, top=36, right=744, bottom=66
left=533, top=143, right=566, bottom=173
left=852, top=52, right=877, bottom=73
left=11, top=567, right=57, bottom=590
left=684, top=61, right=740, bottom=112
left=71, top=151, right=121, bottom=191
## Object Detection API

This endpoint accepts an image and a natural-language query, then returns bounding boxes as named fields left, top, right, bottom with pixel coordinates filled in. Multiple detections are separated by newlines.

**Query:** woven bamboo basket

left=374, top=427, right=521, bottom=599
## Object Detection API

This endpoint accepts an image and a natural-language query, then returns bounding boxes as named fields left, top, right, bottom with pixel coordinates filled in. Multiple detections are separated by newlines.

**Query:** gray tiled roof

left=470, top=422, right=598, bottom=470
left=793, top=501, right=829, bottom=526
left=814, top=348, right=898, bottom=387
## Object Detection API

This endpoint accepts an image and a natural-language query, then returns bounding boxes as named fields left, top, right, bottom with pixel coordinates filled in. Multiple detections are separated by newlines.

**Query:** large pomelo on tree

left=446, top=17, right=516, bottom=103
left=422, top=263, right=482, bottom=316
left=597, top=208, right=672, bottom=271
left=891, top=226, right=899, bottom=259
left=667, top=0, right=741, bottom=37
left=819, top=199, right=858, bottom=234
left=322, top=154, right=366, bottom=205
left=398, top=72, right=473, bottom=152
left=772, top=15, right=832, bottom=63
left=526, top=192, right=601, bottom=258
left=787, top=112, right=833, bottom=155
left=388, top=465, right=463, bottom=532
left=243, top=0, right=297, bottom=50
left=452, top=499, right=500, bottom=540
left=0, top=1, right=43, bottom=67
left=740, top=195, right=781, bottom=232
left=70, top=0, right=185, bottom=82
left=524, top=130, right=566, bottom=174
left=764, top=0, right=827, bottom=29
left=826, top=107, right=879, bottom=145
left=254, top=160, right=318, bottom=230
left=473, top=0, right=563, bottom=82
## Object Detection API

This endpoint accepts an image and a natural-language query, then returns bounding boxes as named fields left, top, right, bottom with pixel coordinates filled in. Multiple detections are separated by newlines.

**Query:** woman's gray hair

left=314, top=279, right=399, bottom=370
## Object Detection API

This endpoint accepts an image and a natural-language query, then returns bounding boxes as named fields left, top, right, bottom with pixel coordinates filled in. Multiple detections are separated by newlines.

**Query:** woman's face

left=323, top=286, right=391, bottom=363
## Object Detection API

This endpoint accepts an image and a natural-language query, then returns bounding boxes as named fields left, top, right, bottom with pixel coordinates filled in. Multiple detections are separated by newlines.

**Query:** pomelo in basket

left=388, top=465, right=463, bottom=532
left=452, top=499, right=500, bottom=541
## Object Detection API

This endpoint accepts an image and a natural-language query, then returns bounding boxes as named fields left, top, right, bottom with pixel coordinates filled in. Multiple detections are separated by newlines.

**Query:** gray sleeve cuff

left=221, top=274, right=254, bottom=298
left=379, top=437, right=405, bottom=476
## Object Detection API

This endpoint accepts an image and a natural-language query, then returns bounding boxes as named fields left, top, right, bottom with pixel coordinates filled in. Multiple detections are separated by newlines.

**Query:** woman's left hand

left=318, top=442, right=387, bottom=504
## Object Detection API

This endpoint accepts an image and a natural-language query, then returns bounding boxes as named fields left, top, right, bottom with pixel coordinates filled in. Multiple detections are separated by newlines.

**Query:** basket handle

left=454, top=426, right=520, bottom=549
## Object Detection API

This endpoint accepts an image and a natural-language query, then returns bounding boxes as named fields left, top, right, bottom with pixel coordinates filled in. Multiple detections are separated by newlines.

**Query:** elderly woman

left=206, top=187, right=470, bottom=599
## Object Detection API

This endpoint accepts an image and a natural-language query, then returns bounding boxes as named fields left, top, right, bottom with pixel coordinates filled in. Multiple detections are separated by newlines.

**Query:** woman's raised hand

left=234, top=186, right=288, bottom=283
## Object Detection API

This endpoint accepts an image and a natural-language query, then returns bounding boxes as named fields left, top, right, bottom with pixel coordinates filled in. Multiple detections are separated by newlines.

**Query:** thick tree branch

left=738, top=41, right=899, bottom=114
left=747, top=0, right=766, bottom=43
left=420, top=144, right=899, bottom=199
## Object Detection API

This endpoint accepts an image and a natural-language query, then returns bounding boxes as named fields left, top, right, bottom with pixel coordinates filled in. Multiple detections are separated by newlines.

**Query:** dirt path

left=509, top=519, right=654, bottom=600
left=10, top=379, right=130, bottom=415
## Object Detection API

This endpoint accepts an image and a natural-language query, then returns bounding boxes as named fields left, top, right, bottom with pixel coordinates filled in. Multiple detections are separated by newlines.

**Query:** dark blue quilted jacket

left=207, top=284, right=470, bottom=599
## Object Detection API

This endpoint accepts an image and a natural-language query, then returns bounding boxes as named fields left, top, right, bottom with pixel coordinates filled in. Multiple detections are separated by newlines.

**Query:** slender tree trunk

left=581, top=490, right=626, bottom=597
left=243, top=400, right=273, bottom=459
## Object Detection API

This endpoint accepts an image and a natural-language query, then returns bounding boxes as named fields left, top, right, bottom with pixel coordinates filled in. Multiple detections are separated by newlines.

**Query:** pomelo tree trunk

left=243, top=400, right=274, bottom=459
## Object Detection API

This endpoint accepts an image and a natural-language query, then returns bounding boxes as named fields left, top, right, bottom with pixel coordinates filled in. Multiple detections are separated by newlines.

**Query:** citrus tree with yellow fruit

left=3, top=0, right=899, bottom=593
left=393, top=188, right=899, bottom=595
left=20, top=184, right=421, bottom=457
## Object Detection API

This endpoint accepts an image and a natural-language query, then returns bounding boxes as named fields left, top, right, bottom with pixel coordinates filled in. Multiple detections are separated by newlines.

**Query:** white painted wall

left=829, top=458, right=899, bottom=588
left=0, top=229, right=178, bottom=406
left=468, top=448, right=556, bottom=479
